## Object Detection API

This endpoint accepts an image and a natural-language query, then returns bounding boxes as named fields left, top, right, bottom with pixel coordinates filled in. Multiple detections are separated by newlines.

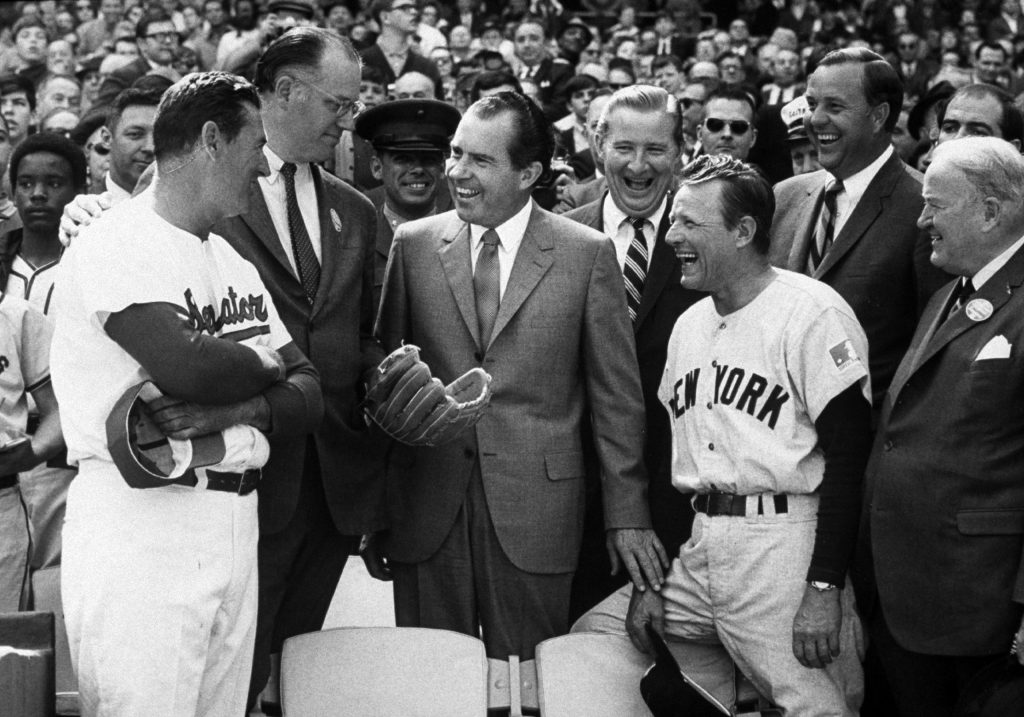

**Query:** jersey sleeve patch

left=829, top=339, right=862, bottom=372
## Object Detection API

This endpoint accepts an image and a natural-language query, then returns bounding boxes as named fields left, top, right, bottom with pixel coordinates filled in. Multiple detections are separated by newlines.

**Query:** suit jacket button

left=474, top=351, right=483, bottom=362
left=884, top=440, right=894, bottom=451
left=463, top=448, right=475, bottom=459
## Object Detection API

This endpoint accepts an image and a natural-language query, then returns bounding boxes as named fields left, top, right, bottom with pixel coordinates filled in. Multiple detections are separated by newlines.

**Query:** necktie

left=474, top=229, right=501, bottom=348
left=280, top=162, right=320, bottom=303
left=943, top=277, right=975, bottom=324
left=808, top=178, right=843, bottom=272
left=624, top=217, right=649, bottom=325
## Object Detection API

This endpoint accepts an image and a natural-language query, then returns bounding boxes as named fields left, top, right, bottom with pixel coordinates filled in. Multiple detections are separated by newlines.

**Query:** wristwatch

left=808, top=580, right=838, bottom=592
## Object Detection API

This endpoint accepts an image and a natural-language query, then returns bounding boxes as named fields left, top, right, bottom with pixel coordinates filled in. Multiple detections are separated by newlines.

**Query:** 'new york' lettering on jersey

left=658, top=270, right=870, bottom=497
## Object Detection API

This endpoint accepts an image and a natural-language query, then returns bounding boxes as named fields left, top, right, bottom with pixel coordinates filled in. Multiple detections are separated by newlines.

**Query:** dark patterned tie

left=624, top=217, right=649, bottom=325
left=474, top=229, right=501, bottom=348
left=280, top=162, right=320, bottom=303
left=942, top=277, right=975, bottom=324
left=808, top=178, right=844, bottom=273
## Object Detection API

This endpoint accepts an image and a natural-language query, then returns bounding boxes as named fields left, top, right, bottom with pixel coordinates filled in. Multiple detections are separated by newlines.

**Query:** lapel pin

left=330, top=208, right=342, bottom=232
left=965, top=298, right=993, bottom=322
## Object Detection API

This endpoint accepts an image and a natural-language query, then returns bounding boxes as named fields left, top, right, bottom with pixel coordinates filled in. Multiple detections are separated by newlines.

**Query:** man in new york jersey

left=574, top=156, right=873, bottom=716
left=51, top=72, right=322, bottom=717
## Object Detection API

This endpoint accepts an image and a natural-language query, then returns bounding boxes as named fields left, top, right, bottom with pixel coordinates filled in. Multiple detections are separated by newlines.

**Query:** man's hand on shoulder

left=607, top=527, right=669, bottom=592
left=59, top=191, right=113, bottom=246
left=792, top=584, right=842, bottom=669
left=626, top=584, right=665, bottom=655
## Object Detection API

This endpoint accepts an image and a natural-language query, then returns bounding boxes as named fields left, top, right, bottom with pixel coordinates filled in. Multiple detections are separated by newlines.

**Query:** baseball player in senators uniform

left=51, top=73, right=322, bottom=716
left=574, top=156, right=873, bottom=716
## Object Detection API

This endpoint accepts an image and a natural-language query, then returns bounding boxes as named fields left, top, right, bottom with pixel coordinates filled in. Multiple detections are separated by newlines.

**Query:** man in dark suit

left=855, top=136, right=1024, bottom=717
left=208, top=29, right=387, bottom=712
left=563, top=86, right=703, bottom=620
left=360, top=0, right=443, bottom=99
left=94, top=10, right=179, bottom=108
left=890, top=32, right=937, bottom=103
left=375, top=91, right=665, bottom=660
left=353, top=98, right=459, bottom=307
left=513, top=17, right=573, bottom=122
left=770, top=48, right=949, bottom=409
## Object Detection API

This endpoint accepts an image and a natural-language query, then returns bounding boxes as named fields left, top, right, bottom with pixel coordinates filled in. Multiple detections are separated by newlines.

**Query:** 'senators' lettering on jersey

left=658, top=270, right=870, bottom=497
left=180, top=287, right=270, bottom=338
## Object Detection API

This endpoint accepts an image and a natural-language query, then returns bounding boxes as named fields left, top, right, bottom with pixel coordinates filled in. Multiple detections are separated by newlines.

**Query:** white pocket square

left=976, top=335, right=1012, bottom=360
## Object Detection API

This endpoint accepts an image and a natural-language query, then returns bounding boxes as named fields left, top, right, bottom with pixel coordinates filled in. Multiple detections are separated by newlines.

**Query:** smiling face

left=374, top=149, right=444, bottom=216
left=805, top=62, right=887, bottom=180
left=666, top=180, right=738, bottom=295
left=514, top=21, right=545, bottom=65
left=446, top=109, right=536, bottom=228
left=602, top=105, right=680, bottom=219
left=918, top=158, right=984, bottom=276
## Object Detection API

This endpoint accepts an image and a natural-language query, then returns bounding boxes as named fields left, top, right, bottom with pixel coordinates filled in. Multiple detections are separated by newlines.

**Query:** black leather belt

left=694, top=491, right=788, bottom=517
left=0, top=474, right=18, bottom=490
left=204, top=469, right=260, bottom=496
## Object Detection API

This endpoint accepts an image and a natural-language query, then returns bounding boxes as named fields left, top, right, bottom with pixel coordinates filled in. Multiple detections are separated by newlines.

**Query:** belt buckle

left=238, top=468, right=260, bottom=496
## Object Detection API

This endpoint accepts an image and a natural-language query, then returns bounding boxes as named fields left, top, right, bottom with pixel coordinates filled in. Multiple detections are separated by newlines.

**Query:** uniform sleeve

left=788, top=304, right=871, bottom=423
left=19, top=302, right=53, bottom=392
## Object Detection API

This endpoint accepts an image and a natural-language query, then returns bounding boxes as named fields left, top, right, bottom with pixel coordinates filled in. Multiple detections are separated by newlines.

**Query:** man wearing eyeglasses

left=360, top=0, right=443, bottom=100
left=95, top=10, right=180, bottom=108
left=697, top=87, right=758, bottom=162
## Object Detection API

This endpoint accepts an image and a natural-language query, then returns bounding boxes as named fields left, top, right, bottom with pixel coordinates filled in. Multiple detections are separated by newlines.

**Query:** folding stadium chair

left=0, top=611, right=55, bottom=717
left=279, top=627, right=488, bottom=717
left=31, top=567, right=78, bottom=715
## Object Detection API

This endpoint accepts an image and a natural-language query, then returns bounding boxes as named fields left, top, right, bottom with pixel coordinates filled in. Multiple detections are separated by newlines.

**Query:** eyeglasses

left=390, top=3, right=419, bottom=14
left=704, top=118, right=751, bottom=134
left=292, top=77, right=364, bottom=119
left=680, top=97, right=704, bottom=110
left=146, top=31, right=179, bottom=43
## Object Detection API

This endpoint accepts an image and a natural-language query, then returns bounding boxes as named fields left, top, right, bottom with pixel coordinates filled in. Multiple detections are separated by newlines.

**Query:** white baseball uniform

left=0, top=294, right=51, bottom=611
left=52, top=192, right=292, bottom=717
left=7, top=250, right=75, bottom=571
left=576, top=270, right=870, bottom=716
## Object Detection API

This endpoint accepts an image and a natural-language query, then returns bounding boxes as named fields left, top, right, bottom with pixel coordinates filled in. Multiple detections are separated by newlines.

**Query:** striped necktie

left=808, top=178, right=843, bottom=273
left=624, top=217, right=649, bottom=325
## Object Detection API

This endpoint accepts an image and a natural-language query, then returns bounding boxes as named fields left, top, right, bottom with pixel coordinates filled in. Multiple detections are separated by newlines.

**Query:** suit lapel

left=888, top=280, right=955, bottom=399
left=438, top=218, right=481, bottom=348
left=310, top=165, right=337, bottom=316
left=489, top=205, right=554, bottom=347
left=636, top=201, right=675, bottom=331
left=788, top=177, right=823, bottom=271
left=815, top=154, right=900, bottom=278
left=241, top=182, right=293, bottom=276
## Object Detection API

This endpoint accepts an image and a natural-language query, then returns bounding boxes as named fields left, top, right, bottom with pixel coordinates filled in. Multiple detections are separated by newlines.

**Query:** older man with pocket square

left=854, top=136, right=1024, bottom=717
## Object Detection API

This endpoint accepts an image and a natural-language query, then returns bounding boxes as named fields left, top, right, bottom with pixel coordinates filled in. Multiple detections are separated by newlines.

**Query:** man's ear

left=99, top=126, right=112, bottom=144
left=200, top=120, right=220, bottom=158
left=370, top=154, right=383, bottom=181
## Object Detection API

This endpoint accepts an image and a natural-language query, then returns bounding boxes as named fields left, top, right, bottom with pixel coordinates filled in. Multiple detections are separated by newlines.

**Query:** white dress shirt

left=469, top=200, right=532, bottom=299
left=258, top=145, right=322, bottom=276
left=827, top=144, right=893, bottom=238
left=972, top=234, right=1024, bottom=291
left=602, top=193, right=667, bottom=272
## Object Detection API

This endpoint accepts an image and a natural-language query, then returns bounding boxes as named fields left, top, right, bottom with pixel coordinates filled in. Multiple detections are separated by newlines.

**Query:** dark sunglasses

left=704, top=118, right=751, bottom=134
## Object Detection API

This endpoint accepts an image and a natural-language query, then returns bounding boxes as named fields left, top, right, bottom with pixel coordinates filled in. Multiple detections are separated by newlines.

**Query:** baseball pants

left=0, top=483, right=30, bottom=611
left=62, top=467, right=258, bottom=717
left=574, top=493, right=865, bottom=717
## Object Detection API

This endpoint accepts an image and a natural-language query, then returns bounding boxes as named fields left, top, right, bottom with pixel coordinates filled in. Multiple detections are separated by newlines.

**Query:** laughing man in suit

left=770, top=47, right=949, bottom=408
left=563, top=85, right=704, bottom=620
left=856, top=136, right=1024, bottom=716
left=375, top=91, right=665, bottom=660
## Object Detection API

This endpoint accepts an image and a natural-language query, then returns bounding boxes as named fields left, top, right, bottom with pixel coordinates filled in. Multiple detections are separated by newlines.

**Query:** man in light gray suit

left=374, top=91, right=666, bottom=660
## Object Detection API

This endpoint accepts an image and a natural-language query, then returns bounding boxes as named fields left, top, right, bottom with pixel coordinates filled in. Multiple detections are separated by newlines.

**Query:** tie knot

left=826, top=178, right=844, bottom=196
left=959, top=277, right=975, bottom=298
left=481, top=229, right=500, bottom=248
left=629, top=217, right=646, bottom=232
left=280, top=162, right=297, bottom=179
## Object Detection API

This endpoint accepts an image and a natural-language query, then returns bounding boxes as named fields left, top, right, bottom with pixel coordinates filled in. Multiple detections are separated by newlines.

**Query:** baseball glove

left=364, top=344, right=493, bottom=446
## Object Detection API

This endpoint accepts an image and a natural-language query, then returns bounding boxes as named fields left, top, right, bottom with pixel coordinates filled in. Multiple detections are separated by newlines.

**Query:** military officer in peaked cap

left=355, top=98, right=461, bottom=308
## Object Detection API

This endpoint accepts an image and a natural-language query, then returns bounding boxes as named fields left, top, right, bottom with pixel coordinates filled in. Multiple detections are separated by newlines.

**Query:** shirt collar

left=105, top=171, right=133, bottom=204
left=972, top=234, right=1024, bottom=290
left=604, top=192, right=669, bottom=234
left=262, top=145, right=309, bottom=186
left=470, top=199, right=532, bottom=252
left=830, top=144, right=893, bottom=204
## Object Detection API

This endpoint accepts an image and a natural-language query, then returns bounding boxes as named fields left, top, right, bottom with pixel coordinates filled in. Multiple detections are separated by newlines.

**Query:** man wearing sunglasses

left=697, top=87, right=758, bottom=162
left=95, top=10, right=180, bottom=108
left=360, top=0, right=443, bottom=100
